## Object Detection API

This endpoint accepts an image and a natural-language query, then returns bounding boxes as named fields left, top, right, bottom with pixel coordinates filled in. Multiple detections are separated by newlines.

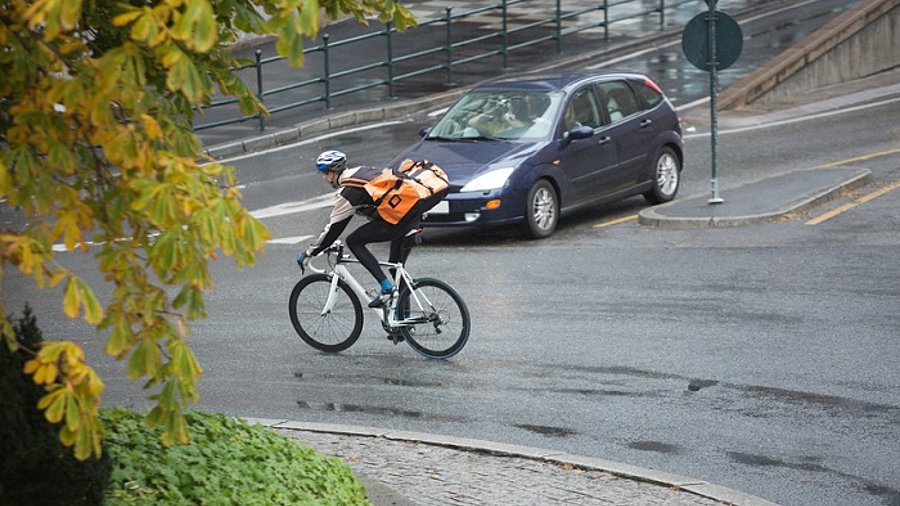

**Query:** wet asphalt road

left=10, top=86, right=900, bottom=506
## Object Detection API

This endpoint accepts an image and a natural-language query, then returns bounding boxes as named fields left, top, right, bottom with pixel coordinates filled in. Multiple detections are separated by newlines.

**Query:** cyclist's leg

left=346, top=219, right=408, bottom=286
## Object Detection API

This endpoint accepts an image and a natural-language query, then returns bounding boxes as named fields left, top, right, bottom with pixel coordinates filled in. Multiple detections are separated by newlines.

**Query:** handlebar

left=305, top=241, right=347, bottom=274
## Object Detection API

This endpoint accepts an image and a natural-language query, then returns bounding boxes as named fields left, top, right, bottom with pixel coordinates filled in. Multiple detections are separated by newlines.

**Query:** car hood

left=397, top=140, right=544, bottom=185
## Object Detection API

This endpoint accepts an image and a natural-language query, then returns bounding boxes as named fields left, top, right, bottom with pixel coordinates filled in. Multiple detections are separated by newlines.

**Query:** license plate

left=428, top=200, right=450, bottom=214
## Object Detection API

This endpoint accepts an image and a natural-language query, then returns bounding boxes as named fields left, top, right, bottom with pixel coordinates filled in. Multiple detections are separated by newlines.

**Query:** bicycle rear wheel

left=396, top=278, right=470, bottom=359
left=289, top=274, right=362, bottom=352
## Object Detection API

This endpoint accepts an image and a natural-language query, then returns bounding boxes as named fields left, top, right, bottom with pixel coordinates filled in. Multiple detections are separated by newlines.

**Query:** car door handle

left=639, top=119, right=653, bottom=128
left=597, top=136, right=611, bottom=146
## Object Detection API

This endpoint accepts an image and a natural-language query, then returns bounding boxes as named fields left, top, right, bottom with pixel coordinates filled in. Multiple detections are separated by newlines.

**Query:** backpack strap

left=341, top=177, right=368, bottom=188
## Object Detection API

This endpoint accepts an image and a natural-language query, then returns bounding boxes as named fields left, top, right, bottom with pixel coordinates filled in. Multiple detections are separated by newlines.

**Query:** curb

left=637, top=167, right=872, bottom=228
left=203, top=0, right=795, bottom=160
left=244, top=417, right=783, bottom=506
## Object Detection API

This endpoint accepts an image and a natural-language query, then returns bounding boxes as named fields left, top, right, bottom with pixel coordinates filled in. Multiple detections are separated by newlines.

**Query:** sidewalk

left=246, top=418, right=780, bottom=506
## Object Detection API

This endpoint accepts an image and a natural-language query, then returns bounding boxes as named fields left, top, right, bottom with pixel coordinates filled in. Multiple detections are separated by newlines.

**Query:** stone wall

left=720, top=0, right=900, bottom=109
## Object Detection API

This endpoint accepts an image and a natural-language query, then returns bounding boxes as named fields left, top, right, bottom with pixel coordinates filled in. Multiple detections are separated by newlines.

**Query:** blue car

left=390, top=70, right=684, bottom=238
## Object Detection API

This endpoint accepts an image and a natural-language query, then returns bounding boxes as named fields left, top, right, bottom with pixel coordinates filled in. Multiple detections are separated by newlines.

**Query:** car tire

left=522, top=179, right=559, bottom=239
left=643, top=146, right=681, bottom=205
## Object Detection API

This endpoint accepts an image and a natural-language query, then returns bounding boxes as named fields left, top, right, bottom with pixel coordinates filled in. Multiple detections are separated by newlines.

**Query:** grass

left=101, top=407, right=371, bottom=506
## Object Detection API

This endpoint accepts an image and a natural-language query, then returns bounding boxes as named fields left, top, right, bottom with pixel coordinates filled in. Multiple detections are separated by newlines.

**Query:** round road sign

left=682, top=11, right=743, bottom=71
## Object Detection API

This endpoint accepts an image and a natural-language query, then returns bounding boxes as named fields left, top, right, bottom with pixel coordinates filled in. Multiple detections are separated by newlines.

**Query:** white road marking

left=249, top=193, right=333, bottom=219
left=267, top=235, right=314, bottom=245
left=684, top=97, right=900, bottom=140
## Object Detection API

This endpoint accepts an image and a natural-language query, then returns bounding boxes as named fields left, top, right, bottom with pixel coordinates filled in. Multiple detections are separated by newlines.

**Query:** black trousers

left=345, top=218, right=417, bottom=286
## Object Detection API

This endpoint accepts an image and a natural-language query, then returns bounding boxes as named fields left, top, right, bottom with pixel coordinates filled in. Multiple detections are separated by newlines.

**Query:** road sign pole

left=707, top=1, right=724, bottom=204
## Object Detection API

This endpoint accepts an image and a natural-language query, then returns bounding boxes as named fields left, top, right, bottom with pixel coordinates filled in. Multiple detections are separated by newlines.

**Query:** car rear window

left=636, top=79, right=663, bottom=108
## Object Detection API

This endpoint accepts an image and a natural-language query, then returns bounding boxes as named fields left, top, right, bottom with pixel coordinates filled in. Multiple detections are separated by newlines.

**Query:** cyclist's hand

left=296, top=252, right=310, bottom=273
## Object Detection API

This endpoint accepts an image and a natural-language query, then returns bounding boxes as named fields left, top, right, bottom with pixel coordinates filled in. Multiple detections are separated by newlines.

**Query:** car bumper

left=421, top=189, right=525, bottom=228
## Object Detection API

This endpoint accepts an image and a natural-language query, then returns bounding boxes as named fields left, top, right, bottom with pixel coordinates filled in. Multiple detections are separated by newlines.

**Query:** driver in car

left=469, top=98, right=527, bottom=137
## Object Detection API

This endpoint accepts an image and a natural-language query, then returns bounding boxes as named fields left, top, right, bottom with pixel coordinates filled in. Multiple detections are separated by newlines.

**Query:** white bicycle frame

left=308, top=242, right=434, bottom=329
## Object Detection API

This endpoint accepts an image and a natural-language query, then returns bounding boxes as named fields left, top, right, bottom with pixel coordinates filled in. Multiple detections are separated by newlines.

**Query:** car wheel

left=523, top=179, right=559, bottom=239
left=643, top=146, right=681, bottom=205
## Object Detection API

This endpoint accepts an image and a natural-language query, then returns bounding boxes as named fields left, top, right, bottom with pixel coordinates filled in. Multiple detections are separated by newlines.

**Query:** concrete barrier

left=720, top=0, right=900, bottom=109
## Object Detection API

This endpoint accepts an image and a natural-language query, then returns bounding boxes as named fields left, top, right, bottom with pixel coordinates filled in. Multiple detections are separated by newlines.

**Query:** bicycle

left=288, top=229, right=470, bottom=359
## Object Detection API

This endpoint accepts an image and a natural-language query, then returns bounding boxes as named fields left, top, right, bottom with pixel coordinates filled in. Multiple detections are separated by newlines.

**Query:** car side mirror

left=419, top=127, right=432, bottom=138
left=560, top=125, right=594, bottom=147
left=568, top=126, right=594, bottom=140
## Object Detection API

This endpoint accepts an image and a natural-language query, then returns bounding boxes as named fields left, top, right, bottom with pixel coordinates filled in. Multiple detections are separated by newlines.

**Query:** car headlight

left=460, top=167, right=516, bottom=192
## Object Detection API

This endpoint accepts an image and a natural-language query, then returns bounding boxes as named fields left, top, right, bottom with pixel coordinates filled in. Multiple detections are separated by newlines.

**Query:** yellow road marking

left=806, top=180, right=900, bottom=225
left=816, top=148, right=900, bottom=169
left=593, top=214, right=638, bottom=229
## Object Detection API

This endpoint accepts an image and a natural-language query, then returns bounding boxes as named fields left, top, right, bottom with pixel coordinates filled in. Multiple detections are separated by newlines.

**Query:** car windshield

left=426, top=90, right=563, bottom=142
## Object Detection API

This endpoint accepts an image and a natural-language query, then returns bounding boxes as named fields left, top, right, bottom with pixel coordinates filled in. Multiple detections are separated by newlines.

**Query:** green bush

left=101, top=408, right=371, bottom=506
left=0, top=306, right=111, bottom=506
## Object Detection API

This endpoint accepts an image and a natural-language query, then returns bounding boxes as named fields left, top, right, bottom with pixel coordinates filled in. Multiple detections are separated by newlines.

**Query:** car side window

left=599, top=81, right=640, bottom=123
left=564, top=87, right=603, bottom=131
left=634, top=79, right=663, bottom=109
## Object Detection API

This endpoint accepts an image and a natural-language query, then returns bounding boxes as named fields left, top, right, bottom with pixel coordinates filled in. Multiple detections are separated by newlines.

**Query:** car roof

left=473, top=70, right=646, bottom=93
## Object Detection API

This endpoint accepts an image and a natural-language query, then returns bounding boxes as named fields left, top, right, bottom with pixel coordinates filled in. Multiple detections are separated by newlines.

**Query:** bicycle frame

left=309, top=244, right=433, bottom=330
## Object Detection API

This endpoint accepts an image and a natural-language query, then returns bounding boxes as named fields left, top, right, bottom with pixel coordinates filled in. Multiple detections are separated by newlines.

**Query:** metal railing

left=193, top=0, right=695, bottom=132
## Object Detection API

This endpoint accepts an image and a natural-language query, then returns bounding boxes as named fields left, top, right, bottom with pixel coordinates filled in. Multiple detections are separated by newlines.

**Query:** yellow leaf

left=87, top=371, right=105, bottom=398
left=60, top=424, right=77, bottom=446
left=112, top=9, right=142, bottom=27
left=49, top=269, right=68, bottom=288
left=24, top=358, right=40, bottom=375
left=63, top=276, right=80, bottom=318
left=74, top=424, right=92, bottom=461
left=140, top=114, right=162, bottom=139
left=59, top=0, right=83, bottom=30
left=42, top=389, right=68, bottom=423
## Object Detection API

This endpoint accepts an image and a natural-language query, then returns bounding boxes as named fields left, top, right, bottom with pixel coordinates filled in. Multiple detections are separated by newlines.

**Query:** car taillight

left=644, top=78, right=664, bottom=95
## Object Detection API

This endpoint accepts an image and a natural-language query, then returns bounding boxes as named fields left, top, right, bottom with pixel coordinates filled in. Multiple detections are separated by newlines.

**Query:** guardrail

left=193, top=0, right=695, bottom=132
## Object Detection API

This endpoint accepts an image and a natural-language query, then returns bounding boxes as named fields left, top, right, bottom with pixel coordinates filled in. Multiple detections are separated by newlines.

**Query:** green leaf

left=173, top=0, right=217, bottom=52
left=127, top=338, right=161, bottom=380
left=276, top=29, right=305, bottom=68
left=163, top=48, right=205, bottom=101
left=65, top=394, right=79, bottom=430
left=106, top=318, right=133, bottom=357
left=299, top=0, right=320, bottom=35
left=76, top=277, right=104, bottom=324
left=131, top=12, right=159, bottom=45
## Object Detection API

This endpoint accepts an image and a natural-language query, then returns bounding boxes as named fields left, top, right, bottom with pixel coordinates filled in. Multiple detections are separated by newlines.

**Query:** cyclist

left=296, top=150, right=424, bottom=308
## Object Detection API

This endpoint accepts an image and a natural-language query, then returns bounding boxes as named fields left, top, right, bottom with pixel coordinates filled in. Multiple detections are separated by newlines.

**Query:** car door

left=597, top=80, right=656, bottom=189
left=556, top=84, right=618, bottom=204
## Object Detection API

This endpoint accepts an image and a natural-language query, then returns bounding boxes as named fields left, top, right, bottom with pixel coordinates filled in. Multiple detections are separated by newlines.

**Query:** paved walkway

left=246, top=419, right=780, bottom=506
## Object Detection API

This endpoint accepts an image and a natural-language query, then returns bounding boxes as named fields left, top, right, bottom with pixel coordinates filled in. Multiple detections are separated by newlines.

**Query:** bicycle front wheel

left=396, top=278, right=470, bottom=359
left=289, top=274, right=362, bottom=353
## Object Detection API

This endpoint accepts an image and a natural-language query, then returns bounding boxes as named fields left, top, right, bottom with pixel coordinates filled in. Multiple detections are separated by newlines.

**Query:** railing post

left=323, top=33, right=331, bottom=109
left=501, top=0, right=508, bottom=68
left=255, top=49, right=265, bottom=131
left=386, top=21, right=395, bottom=98
left=445, top=7, right=454, bottom=86
left=555, top=0, right=562, bottom=54
left=604, top=0, right=609, bottom=41
left=659, top=0, right=666, bottom=30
